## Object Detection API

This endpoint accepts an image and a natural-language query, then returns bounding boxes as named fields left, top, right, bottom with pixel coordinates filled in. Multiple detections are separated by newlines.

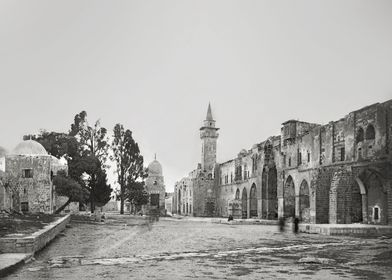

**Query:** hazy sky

left=0, top=1, right=391, bottom=192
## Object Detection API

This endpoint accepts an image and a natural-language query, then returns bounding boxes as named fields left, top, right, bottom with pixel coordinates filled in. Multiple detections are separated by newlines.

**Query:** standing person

left=293, top=216, right=299, bottom=234
left=278, top=216, right=286, bottom=232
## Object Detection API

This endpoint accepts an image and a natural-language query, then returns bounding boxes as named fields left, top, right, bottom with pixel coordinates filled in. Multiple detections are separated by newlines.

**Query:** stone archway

left=284, top=176, right=295, bottom=218
left=366, top=173, right=387, bottom=224
left=299, top=180, right=310, bottom=222
left=249, top=184, right=257, bottom=218
left=329, top=169, right=363, bottom=224
left=241, top=188, right=248, bottom=219
left=350, top=182, right=363, bottom=223
left=262, top=166, right=278, bottom=219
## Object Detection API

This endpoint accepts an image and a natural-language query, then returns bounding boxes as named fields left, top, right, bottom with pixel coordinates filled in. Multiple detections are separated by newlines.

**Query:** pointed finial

left=154, top=153, right=156, bottom=160
left=206, top=102, right=213, bottom=121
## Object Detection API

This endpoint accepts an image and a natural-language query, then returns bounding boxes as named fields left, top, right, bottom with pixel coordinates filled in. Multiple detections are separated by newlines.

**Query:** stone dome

left=148, top=160, right=162, bottom=176
left=12, top=140, right=48, bottom=156
left=0, top=146, right=8, bottom=157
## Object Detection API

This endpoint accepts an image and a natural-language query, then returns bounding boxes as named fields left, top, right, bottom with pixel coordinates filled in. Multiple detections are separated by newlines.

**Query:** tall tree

left=70, top=111, right=111, bottom=212
left=111, top=124, right=146, bottom=214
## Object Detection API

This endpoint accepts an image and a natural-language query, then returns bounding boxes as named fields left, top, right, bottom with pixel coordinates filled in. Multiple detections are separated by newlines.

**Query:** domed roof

left=148, top=159, right=162, bottom=176
left=12, top=140, right=48, bottom=156
left=0, top=146, right=8, bottom=157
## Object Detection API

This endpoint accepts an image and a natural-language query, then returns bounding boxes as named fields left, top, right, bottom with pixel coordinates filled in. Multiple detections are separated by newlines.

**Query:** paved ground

left=4, top=214, right=392, bottom=280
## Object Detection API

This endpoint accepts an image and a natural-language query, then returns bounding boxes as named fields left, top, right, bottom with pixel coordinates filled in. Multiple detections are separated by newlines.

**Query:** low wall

left=299, top=223, right=392, bottom=236
left=0, top=214, right=71, bottom=253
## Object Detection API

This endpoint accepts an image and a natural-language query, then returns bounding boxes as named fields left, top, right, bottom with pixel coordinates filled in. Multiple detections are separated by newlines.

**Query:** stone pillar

left=247, top=197, right=250, bottom=219
left=265, top=169, right=269, bottom=219
left=278, top=197, right=284, bottom=218
left=295, top=195, right=300, bottom=218
left=361, top=193, right=368, bottom=224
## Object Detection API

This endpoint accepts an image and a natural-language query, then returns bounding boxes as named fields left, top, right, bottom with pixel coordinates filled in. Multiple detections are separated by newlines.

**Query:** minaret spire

left=206, top=102, right=213, bottom=121
left=200, top=103, right=219, bottom=172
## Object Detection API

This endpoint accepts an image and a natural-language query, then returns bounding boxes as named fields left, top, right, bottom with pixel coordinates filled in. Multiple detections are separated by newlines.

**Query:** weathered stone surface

left=173, top=100, right=392, bottom=225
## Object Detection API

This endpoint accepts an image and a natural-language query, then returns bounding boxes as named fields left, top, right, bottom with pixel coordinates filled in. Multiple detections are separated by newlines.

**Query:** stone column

left=361, top=193, right=368, bottom=224
left=278, top=197, right=284, bottom=218
left=247, top=197, right=250, bottom=219
left=265, top=169, right=269, bottom=219
left=295, top=195, right=300, bottom=218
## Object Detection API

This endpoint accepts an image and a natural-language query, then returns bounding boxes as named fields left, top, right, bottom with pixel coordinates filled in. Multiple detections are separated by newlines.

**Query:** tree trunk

left=120, top=184, right=124, bottom=214
left=55, top=197, right=72, bottom=214
left=90, top=175, right=95, bottom=213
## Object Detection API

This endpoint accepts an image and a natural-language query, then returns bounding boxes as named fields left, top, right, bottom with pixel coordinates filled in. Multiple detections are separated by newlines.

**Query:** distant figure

left=228, top=215, right=233, bottom=222
left=278, top=217, right=286, bottom=232
left=293, top=217, right=299, bottom=234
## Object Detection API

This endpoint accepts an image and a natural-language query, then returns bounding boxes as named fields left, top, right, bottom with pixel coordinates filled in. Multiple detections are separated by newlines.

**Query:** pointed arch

left=262, top=165, right=278, bottom=220
left=235, top=188, right=240, bottom=200
left=241, top=188, right=248, bottom=219
left=366, top=173, right=387, bottom=224
left=356, top=127, right=364, bottom=143
left=365, top=124, right=375, bottom=140
left=299, top=179, right=310, bottom=222
left=284, top=175, right=295, bottom=218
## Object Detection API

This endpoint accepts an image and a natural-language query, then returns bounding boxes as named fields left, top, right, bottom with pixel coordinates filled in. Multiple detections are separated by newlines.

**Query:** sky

left=0, top=0, right=391, bottom=192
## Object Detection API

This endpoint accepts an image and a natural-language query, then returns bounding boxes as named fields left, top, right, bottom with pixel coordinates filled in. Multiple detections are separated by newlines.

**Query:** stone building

left=0, top=140, right=69, bottom=214
left=165, top=192, right=174, bottom=215
left=144, top=156, right=166, bottom=215
left=173, top=100, right=392, bottom=225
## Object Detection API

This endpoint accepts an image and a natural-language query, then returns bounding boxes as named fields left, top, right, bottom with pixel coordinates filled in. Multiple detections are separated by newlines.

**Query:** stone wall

left=0, top=214, right=70, bottom=253
left=5, top=155, right=53, bottom=213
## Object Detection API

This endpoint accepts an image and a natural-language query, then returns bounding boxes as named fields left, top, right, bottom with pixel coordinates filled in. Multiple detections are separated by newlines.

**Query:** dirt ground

left=4, top=214, right=392, bottom=279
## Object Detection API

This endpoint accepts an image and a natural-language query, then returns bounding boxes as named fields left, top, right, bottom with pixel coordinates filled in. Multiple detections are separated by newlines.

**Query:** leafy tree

left=33, top=111, right=112, bottom=213
left=85, top=162, right=112, bottom=207
left=111, top=124, right=146, bottom=214
left=70, top=111, right=111, bottom=212
left=33, top=131, right=92, bottom=208
left=29, top=131, right=78, bottom=159
left=70, top=111, right=109, bottom=163
left=53, top=170, right=87, bottom=214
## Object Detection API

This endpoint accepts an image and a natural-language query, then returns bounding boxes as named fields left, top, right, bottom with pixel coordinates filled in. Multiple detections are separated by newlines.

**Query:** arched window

left=235, top=188, right=240, bottom=199
left=356, top=127, right=364, bottom=143
left=365, top=124, right=375, bottom=140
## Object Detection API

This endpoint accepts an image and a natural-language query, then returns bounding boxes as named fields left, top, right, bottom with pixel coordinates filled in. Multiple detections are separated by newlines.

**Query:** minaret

left=200, top=103, right=219, bottom=172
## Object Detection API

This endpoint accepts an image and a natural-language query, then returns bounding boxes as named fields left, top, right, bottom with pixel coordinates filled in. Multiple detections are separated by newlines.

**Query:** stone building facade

left=173, top=100, right=392, bottom=225
left=0, top=140, right=69, bottom=214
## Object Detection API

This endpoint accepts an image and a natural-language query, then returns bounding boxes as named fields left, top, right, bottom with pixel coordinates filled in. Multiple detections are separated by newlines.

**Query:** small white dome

left=148, top=160, right=162, bottom=176
left=12, top=140, right=48, bottom=156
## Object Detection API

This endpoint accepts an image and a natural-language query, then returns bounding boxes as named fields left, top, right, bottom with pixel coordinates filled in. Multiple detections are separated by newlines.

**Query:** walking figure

left=293, top=216, right=299, bottom=234
left=278, top=216, right=286, bottom=232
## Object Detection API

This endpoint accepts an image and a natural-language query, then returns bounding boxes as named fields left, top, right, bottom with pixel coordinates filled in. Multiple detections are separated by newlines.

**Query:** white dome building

left=0, top=140, right=68, bottom=214
left=12, top=140, right=48, bottom=156
left=145, top=155, right=166, bottom=215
